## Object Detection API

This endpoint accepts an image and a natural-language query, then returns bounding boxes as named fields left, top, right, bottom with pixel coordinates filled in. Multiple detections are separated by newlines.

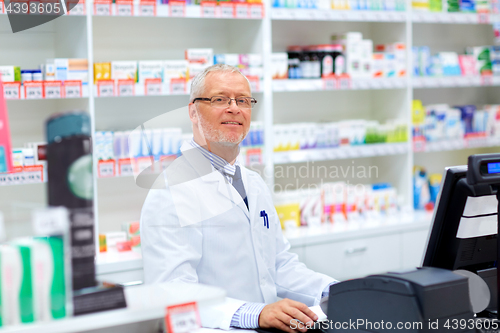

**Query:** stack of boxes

left=272, top=0, right=405, bottom=10
left=93, top=49, right=263, bottom=87
left=272, top=33, right=406, bottom=80
left=0, top=59, right=88, bottom=86
left=274, top=182, right=400, bottom=230
left=412, top=100, right=500, bottom=142
left=273, top=119, right=407, bottom=152
left=413, top=45, right=500, bottom=77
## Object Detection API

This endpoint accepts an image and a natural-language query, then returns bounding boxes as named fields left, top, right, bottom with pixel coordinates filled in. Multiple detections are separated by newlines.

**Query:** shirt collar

left=189, top=139, right=239, bottom=177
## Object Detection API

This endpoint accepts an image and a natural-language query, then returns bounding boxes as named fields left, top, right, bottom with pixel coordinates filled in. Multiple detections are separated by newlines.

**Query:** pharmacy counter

left=96, top=212, right=433, bottom=285
left=1, top=283, right=226, bottom=333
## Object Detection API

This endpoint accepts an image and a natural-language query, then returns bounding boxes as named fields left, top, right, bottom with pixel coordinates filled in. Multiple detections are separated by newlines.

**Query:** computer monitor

left=422, top=154, right=499, bottom=314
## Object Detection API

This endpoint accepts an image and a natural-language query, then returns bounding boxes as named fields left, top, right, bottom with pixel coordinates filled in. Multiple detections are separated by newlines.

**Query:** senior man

left=141, top=64, right=337, bottom=333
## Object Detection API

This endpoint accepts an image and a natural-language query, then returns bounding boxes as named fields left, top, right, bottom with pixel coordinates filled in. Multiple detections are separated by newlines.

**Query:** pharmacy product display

left=413, top=45, right=500, bottom=76
left=412, top=0, right=500, bottom=12
left=94, top=50, right=263, bottom=83
left=95, top=123, right=264, bottom=178
left=272, top=0, right=406, bottom=11
left=159, top=0, right=261, bottom=5
left=0, top=60, right=88, bottom=99
left=0, top=233, right=69, bottom=328
left=273, top=33, right=406, bottom=80
left=0, top=144, right=45, bottom=185
left=274, top=182, right=400, bottom=230
left=413, top=166, right=442, bottom=210
left=99, top=221, right=140, bottom=253
left=274, top=119, right=407, bottom=152
left=412, top=100, right=500, bottom=142
left=94, top=50, right=263, bottom=96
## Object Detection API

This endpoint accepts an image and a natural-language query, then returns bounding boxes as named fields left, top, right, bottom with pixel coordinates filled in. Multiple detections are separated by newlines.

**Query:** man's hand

left=258, top=298, right=318, bottom=333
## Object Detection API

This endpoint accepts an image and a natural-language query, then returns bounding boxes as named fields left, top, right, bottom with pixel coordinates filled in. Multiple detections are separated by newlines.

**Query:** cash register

left=324, top=153, right=499, bottom=332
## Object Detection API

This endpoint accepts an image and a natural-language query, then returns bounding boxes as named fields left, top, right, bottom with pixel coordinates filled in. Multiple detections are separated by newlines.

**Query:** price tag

left=24, top=81, right=43, bottom=99
left=169, top=0, right=185, bottom=16
left=322, top=77, right=337, bottom=90
left=139, top=0, right=156, bottom=16
left=465, top=133, right=487, bottom=148
left=234, top=2, right=248, bottom=18
left=117, top=79, right=135, bottom=96
left=64, top=80, right=82, bottom=98
left=478, top=12, right=489, bottom=23
left=68, top=0, right=85, bottom=15
left=165, top=302, right=201, bottom=333
left=249, top=3, right=263, bottom=18
left=160, top=155, right=176, bottom=170
left=94, top=0, right=111, bottom=15
left=3, top=82, right=21, bottom=100
left=481, top=74, right=493, bottom=86
left=118, top=158, right=134, bottom=176
left=134, top=156, right=153, bottom=174
left=43, top=81, right=62, bottom=99
left=219, top=2, right=233, bottom=18
left=201, top=1, right=216, bottom=17
left=356, top=79, right=370, bottom=90
left=145, top=78, right=162, bottom=95
left=97, top=80, right=115, bottom=97
left=23, top=165, right=44, bottom=183
left=170, top=78, right=186, bottom=94
left=412, top=136, right=426, bottom=152
left=337, top=74, right=351, bottom=90
left=98, top=160, right=116, bottom=178
left=33, top=207, right=68, bottom=236
left=116, top=0, right=133, bottom=16
left=247, top=76, right=260, bottom=92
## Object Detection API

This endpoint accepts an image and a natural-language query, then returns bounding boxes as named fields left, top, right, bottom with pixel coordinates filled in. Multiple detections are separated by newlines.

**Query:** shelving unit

left=1, top=0, right=499, bottom=293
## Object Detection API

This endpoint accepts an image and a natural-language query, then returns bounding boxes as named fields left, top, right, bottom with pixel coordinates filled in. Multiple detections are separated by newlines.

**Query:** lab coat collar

left=180, top=141, right=250, bottom=220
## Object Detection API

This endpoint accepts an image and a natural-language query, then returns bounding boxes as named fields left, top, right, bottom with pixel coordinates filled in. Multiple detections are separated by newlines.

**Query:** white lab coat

left=141, top=142, right=336, bottom=330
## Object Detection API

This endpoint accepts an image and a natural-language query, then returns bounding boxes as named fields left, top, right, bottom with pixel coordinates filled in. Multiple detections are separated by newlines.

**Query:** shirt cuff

left=230, top=302, right=266, bottom=328
left=321, top=280, right=339, bottom=299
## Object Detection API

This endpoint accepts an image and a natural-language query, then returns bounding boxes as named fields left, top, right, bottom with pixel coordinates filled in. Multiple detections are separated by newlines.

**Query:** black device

left=46, top=111, right=96, bottom=291
left=326, top=267, right=473, bottom=332
left=423, top=153, right=499, bottom=316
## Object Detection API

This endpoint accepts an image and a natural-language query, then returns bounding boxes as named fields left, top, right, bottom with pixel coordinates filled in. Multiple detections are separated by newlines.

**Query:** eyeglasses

left=192, top=96, right=257, bottom=109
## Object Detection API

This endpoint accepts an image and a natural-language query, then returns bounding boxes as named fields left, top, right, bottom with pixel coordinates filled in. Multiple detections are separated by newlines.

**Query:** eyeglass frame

left=192, top=96, right=258, bottom=109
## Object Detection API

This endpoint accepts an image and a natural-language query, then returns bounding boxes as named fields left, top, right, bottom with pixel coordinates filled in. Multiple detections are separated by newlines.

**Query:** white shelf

left=0, top=283, right=225, bottom=333
left=93, top=81, right=262, bottom=98
left=413, top=75, right=500, bottom=88
left=92, top=142, right=405, bottom=176
left=414, top=136, right=500, bottom=152
left=270, top=9, right=500, bottom=23
left=283, top=210, right=433, bottom=247
left=91, top=3, right=264, bottom=19
left=272, top=78, right=407, bottom=92
left=271, top=8, right=406, bottom=21
left=412, top=11, right=500, bottom=24
left=4, top=85, right=89, bottom=100
left=274, top=142, right=408, bottom=164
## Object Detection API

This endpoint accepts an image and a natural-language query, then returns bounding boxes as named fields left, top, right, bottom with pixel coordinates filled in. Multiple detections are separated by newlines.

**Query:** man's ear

left=188, top=103, right=198, bottom=124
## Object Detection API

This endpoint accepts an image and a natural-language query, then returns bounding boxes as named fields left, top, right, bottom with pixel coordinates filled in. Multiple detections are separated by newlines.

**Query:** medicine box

left=0, top=66, right=21, bottom=82
left=163, top=60, right=188, bottom=81
left=185, top=48, right=214, bottom=66
left=111, top=61, right=138, bottom=82
left=138, top=60, right=163, bottom=83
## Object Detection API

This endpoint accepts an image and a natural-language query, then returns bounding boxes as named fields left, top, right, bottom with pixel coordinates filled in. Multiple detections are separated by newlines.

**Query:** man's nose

left=227, top=99, right=240, bottom=112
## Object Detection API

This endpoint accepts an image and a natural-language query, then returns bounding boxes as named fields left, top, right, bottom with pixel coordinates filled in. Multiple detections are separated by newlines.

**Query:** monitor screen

left=487, top=162, right=500, bottom=174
